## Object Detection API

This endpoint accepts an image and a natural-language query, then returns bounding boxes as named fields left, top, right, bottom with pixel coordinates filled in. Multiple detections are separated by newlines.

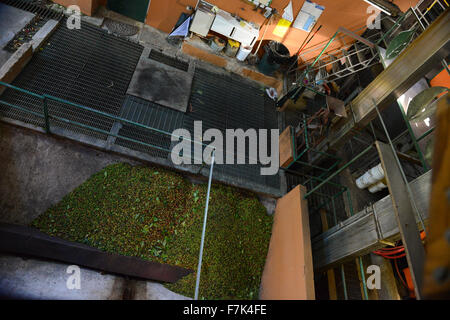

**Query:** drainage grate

left=0, top=18, right=143, bottom=140
left=0, top=0, right=64, bottom=20
left=116, top=95, right=184, bottom=158
left=183, top=68, right=280, bottom=189
left=148, top=50, right=189, bottom=72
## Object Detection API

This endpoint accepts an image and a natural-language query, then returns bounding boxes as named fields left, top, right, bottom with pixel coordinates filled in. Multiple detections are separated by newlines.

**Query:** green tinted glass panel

left=107, top=0, right=150, bottom=23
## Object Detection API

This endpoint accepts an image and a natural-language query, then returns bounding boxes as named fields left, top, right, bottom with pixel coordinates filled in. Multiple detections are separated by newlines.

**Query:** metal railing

left=0, top=80, right=216, bottom=300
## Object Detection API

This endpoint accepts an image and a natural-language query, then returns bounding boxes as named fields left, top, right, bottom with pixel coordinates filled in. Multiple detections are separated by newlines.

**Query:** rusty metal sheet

left=0, top=223, right=193, bottom=283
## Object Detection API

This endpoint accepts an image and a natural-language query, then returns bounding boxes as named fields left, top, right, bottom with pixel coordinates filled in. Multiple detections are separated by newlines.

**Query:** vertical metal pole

left=359, top=257, right=369, bottom=300
left=331, top=197, right=337, bottom=226
left=395, top=97, right=429, bottom=170
left=194, top=149, right=215, bottom=300
left=42, top=96, right=50, bottom=134
left=340, top=264, right=348, bottom=300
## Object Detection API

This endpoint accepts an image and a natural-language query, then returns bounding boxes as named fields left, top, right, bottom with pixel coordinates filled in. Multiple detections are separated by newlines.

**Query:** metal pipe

left=0, top=81, right=43, bottom=98
left=359, top=257, right=369, bottom=300
left=304, top=145, right=374, bottom=199
left=417, top=127, right=435, bottom=141
left=340, top=265, right=348, bottom=300
left=331, top=196, right=337, bottom=226
left=42, top=97, right=50, bottom=134
left=376, top=13, right=407, bottom=45
left=0, top=100, right=45, bottom=119
left=50, top=114, right=174, bottom=154
left=194, top=150, right=215, bottom=300
left=393, top=99, right=429, bottom=170
left=0, top=81, right=213, bottom=150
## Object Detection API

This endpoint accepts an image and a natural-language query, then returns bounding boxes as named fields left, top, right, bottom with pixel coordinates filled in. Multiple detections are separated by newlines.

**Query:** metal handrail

left=0, top=81, right=214, bottom=158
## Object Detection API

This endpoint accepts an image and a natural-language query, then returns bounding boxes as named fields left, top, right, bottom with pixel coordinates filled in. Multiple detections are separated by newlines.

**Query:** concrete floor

left=0, top=254, right=190, bottom=300
left=0, top=122, right=141, bottom=225
left=0, top=3, right=35, bottom=68
left=0, top=3, right=35, bottom=49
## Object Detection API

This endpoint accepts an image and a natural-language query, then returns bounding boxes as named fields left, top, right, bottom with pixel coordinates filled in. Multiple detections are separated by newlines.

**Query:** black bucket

left=266, top=41, right=293, bottom=65
left=258, top=41, right=296, bottom=75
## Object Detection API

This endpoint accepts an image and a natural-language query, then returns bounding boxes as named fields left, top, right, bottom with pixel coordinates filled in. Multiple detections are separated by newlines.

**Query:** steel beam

left=312, top=170, right=431, bottom=272
left=376, top=141, right=426, bottom=299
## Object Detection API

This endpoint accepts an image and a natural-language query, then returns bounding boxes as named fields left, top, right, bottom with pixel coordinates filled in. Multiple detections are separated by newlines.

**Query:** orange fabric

left=430, top=65, right=450, bottom=98
left=403, top=268, right=416, bottom=298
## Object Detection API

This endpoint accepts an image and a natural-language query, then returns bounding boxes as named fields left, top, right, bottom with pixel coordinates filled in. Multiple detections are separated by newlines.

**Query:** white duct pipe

left=368, top=181, right=387, bottom=193
left=356, top=163, right=385, bottom=190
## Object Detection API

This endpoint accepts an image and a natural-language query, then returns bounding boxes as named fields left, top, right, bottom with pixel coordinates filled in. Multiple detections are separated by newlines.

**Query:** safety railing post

left=42, top=96, right=50, bottom=134
left=194, top=149, right=215, bottom=300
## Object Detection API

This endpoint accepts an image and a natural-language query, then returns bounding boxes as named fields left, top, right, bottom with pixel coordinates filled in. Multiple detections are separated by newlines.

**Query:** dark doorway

left=107, top=0, right=150, bottom=23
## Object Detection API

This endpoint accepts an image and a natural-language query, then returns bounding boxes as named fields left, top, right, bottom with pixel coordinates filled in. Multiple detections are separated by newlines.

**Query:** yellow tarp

left=273, top=18, right=291, bottom=38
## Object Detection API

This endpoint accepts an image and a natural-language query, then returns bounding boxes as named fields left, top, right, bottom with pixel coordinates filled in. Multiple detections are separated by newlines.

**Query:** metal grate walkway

left=0, top=18, right=280, bottom=192
left=0, top=18, right=143, bottom=140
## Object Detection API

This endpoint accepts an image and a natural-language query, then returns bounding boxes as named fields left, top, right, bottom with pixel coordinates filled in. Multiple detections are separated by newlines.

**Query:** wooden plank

left=376, top=141, right=426, bottom=299
left=320, top=209, right=337, bottom=300
left=312, top=170, right=431, bottom=271
left=423, top=95, right=450, bottom=299
left=279, top=125, right=294, bottom=168
left=260, top=185, right=315, bottom=299
left=0, top=223, right=193, bottom=283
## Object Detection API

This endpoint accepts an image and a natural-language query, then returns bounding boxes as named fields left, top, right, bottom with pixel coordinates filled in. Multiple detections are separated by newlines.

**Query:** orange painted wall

left=53, top=0, right=106, bottom=16
left=260, top=185, right=315, bottom=299
left=146, top=0, right=418, bottom=58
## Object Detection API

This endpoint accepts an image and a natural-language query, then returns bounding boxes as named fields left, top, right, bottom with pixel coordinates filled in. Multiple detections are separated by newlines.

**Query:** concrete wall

left=146, top=0, right=417, bottom=58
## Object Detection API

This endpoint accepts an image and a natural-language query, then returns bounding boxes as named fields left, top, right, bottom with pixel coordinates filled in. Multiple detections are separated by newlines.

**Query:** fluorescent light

left=363, top=0, right=392, bottom=16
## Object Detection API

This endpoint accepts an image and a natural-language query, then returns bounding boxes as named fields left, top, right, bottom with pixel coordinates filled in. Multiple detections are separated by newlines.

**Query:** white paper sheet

left=292, top=0, right=325, bottom=32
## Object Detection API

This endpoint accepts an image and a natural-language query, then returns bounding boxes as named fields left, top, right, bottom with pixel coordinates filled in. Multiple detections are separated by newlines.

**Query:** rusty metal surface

left=0, top=223, right=193, bottom=283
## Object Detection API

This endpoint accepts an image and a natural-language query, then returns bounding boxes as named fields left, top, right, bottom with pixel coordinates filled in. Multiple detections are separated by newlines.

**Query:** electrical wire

left=394, top=258, right=409, bottom=289
left=372, top=231, right=426, bottom=294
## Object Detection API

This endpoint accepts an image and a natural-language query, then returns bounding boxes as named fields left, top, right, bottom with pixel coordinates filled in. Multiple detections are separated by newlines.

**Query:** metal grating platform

left=0, top=0, right=64, bottom=20
left=184, top=68, right=280, bottom=189
left=117, top=68, right=280, bottom=190
left=116, top=95, right=184, bottom=158
left=0, top=0, right=64, bottom=53
left=0, top=18, right=143, bottom=140
left=0, top=14, right=280, bottom=192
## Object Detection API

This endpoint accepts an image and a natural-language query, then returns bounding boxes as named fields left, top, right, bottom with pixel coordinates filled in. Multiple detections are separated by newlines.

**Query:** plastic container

left=258, top=41, right=295, bottom=75
left=224, top=39, right=240, bottom=57
left=210, top=37, right=226, bottom=53
left=258, top=52, right=280, bottom=76
left=236, top=45, right=252, bottom=61
left=266, top=41, right=292, bottom=65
